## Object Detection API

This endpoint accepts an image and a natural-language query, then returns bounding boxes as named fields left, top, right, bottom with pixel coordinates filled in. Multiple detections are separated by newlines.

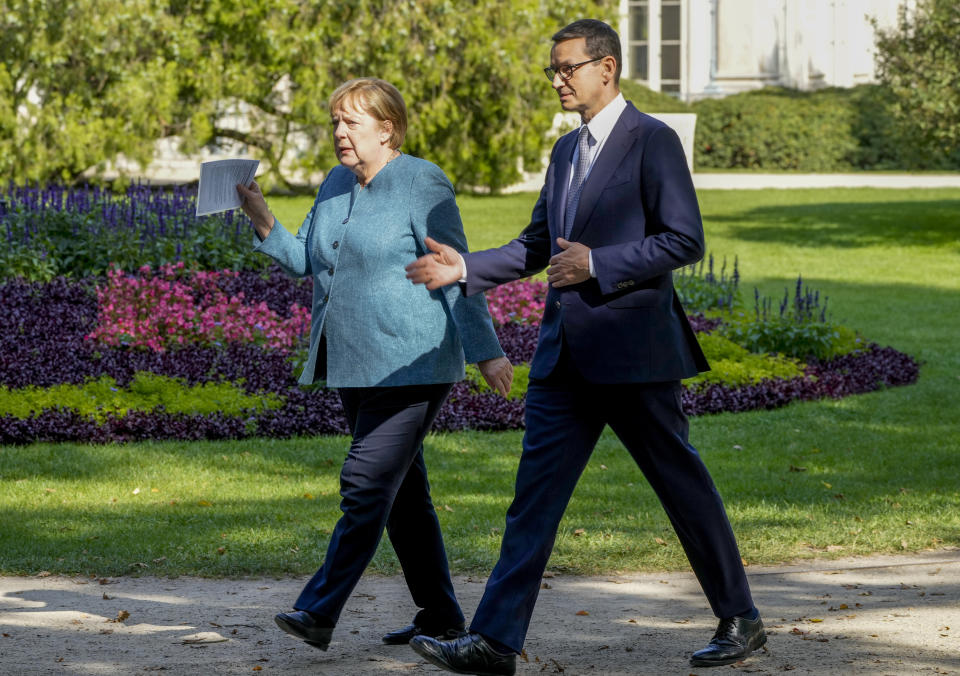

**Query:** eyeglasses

left=543, top=57, right=604, bottom=82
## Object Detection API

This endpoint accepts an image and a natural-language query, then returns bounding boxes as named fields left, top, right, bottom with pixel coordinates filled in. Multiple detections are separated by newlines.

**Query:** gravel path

left=1, top=551, right=957, bottom=675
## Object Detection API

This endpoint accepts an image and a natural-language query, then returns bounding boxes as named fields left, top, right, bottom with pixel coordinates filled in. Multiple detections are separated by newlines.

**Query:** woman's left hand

left=477, top=356, right=513, bottom=398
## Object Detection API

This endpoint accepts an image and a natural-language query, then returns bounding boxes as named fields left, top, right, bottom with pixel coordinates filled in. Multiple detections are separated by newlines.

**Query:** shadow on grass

left=709, top=199, right=960, bottom=248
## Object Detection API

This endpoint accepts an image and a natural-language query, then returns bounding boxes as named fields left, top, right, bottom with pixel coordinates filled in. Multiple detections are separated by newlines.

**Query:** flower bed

left=0, top=273, right=918, bottom=444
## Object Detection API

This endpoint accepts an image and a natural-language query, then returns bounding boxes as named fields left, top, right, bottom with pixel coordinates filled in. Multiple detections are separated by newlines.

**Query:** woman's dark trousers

left=293, top=383, right=463, bottom=629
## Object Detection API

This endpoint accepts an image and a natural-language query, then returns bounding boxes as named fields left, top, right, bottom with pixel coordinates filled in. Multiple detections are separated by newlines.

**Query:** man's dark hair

left=552, top=19, right=622, bottom=84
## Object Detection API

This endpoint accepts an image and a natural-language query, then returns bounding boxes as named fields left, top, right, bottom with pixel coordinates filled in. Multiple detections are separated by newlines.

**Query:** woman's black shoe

left=274, top=610, right=334, bottom=651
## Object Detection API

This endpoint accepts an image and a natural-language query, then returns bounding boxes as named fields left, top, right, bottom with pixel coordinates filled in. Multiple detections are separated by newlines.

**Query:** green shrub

left=1, top=184, right=265, bottom=279
left=717, top=278, right=862, bottom=360
left=693, top=87, right=858, bottom=171
left=0, top=373, right=283, bottom=421
left=692, top=84, right=960, bottom=171
left=684, top=333, right=805, bottom=389
left=619, top=80, right=692, bottom=113
left=464, top=363, right=530, bottom=401
left=675, top=253, right=740, bottom=312
left=0, top=246, right=58, bottom=283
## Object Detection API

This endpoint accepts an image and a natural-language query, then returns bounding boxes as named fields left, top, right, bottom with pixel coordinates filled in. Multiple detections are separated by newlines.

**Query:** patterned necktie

left=564, top=125, right=593, bottom=238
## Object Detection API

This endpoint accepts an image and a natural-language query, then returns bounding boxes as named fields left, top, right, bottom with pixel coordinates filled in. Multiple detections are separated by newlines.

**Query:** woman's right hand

left=236, top=181, right=275, bottom=240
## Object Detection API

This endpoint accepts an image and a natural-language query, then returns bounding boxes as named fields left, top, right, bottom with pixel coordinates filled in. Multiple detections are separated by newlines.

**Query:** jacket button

left=323, top=294, right=329, bottom=303
left=332, top=241, right=339, bottom=249
left=554, top=301, right=561, bottom=310
left=328, top=267, right=334, bottom=276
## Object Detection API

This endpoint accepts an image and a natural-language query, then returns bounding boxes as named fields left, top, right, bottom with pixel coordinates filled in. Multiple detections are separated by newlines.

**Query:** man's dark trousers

left=469, top=348, right=754, bottom=653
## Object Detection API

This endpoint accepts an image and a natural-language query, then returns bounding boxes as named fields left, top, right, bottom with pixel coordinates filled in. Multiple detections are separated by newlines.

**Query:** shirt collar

left=582, top=93, right=626, bottom=146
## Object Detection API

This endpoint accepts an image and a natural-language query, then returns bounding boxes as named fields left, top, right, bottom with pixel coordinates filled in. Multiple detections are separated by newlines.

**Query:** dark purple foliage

left=1, top=276, right=99, bottom=388
left=433, top=381, right=526, bottom=432
left=212, top=265, right=313, bottom=318
left=687, top=313, right=723, bottom=334
left=0, top=275, right=920, bottom=444
left=682, top=345, right=920, bottom=416
left=494, top=322, right=540, bottom=364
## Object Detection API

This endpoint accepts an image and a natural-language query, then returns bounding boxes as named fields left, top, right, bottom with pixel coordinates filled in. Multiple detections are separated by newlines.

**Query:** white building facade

left=618, top=0, right=911, bottom=101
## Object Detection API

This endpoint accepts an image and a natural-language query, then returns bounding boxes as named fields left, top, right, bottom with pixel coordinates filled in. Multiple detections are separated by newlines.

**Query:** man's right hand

left=405, top=236, right=464, bottom=290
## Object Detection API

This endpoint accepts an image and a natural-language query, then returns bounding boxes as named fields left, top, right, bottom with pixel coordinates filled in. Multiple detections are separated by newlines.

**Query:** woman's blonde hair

left=328, top=78, right=407, bottom=149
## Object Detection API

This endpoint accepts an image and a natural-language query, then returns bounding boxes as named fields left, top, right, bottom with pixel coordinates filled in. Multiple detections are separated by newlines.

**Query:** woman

left=237, top=78, right=512, bottom=651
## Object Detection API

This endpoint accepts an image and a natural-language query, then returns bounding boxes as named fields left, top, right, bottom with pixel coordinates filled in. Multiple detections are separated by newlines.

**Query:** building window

left=627, top=0, right=683, bottom=94
left=629, top=1, right=650, bottom=81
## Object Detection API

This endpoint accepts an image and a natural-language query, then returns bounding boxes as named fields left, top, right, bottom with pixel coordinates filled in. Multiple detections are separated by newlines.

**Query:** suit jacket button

left=328, top=267, right=334, bottom=276
left=322, top=294, right=329, bottom=303
left=554, top=301, right=561, bottom=310
left=332, top=241, right=339, bottom=249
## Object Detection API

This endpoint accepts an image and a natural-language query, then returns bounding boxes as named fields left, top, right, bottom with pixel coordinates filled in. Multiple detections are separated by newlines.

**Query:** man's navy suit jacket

left=464, top=101, right=709, bottom=384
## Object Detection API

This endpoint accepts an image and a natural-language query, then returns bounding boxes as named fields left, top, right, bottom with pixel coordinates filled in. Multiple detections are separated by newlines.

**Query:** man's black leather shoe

left=410, top=631, right=516, bottom=676
left=274, top=610, right=334, bottom=651
left=690, top=613, right=766, bottom=666
left=382, top=621, right=465, bottom=645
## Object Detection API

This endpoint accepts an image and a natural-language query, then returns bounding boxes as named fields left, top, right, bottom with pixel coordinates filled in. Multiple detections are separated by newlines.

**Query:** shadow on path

left=1, top=551, right=957, bottom=675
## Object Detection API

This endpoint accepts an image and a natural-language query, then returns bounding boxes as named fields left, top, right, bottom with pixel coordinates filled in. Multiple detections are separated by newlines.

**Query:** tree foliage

left=0, top=0, right=180, bottom=184
left=1, top=0, right=607, bottom=191
left=872, top=0, right=960, bottom=163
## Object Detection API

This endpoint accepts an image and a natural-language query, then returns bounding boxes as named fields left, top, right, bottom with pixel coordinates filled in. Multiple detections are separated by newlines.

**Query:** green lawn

left=1, top=187, right=958, bottom=577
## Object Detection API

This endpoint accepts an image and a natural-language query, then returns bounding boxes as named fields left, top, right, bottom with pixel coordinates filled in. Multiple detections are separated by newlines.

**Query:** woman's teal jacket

left=254, top=154, right=504, bottom=387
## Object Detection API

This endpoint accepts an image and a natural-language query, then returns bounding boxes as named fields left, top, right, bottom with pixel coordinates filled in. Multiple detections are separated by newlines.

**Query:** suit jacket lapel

left=550, top=130, right=577, bottom=240
left=568, top=104, right=639, bottom=242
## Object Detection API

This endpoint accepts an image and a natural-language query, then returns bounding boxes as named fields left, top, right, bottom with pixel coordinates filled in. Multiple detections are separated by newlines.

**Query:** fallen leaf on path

left=575, top=610, right=589, bottom=616
left=573, top=528, right=585, bottom=536
left=115, top=610, right=130, bottom=622
left=179, top=632, right=228, bottom=644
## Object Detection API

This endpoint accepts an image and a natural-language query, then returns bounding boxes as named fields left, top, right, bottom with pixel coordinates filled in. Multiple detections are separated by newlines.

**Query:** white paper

left=195, top=159, right=260, bottom=216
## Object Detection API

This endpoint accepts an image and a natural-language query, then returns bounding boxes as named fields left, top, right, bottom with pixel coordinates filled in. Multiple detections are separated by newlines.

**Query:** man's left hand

left=547, top=238, right=591, bottom=287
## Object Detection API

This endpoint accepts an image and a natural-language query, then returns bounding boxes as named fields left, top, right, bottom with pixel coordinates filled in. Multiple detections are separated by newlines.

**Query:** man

left=404, top=19, right=764, bottom=675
